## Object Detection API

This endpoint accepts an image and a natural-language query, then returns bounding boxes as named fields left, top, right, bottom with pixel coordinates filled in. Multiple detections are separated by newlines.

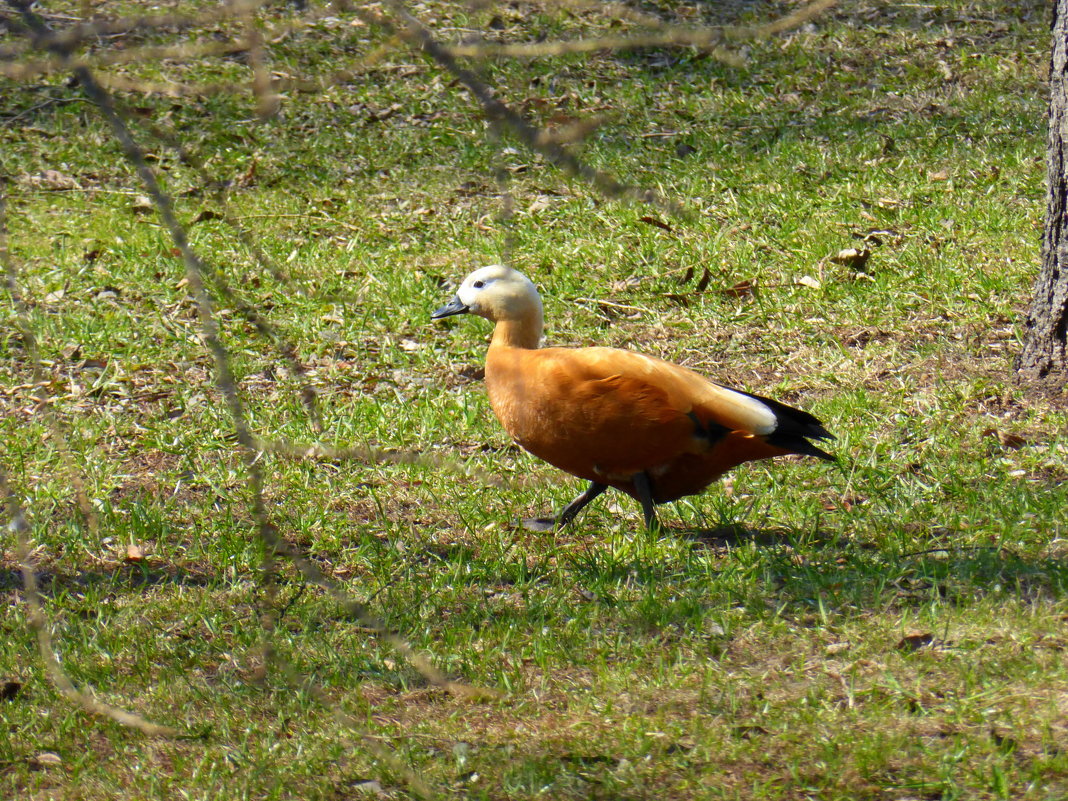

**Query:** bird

left=432, top=265, right=835, bottom=531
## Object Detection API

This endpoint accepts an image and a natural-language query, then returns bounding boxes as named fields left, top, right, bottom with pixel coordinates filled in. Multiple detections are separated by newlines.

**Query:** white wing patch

left=713, top=385, right=778, bottom=435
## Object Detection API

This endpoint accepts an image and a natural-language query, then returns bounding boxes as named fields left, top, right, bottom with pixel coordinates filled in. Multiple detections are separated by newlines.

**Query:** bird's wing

left=561, top=347, right=780, bottom=435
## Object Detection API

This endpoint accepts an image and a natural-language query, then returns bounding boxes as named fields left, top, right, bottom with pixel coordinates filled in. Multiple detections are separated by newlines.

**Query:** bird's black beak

left=431, top=296, right=469, bottom=319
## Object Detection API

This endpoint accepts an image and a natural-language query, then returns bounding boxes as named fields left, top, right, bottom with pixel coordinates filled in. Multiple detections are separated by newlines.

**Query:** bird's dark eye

left=473, top=280, right=485, bottom=288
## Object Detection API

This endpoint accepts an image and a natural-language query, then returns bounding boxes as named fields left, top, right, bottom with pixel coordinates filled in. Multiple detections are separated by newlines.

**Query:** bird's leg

left=557, top=482, right=608, bottom=528
left=631, top=471, right=660, bottom=532
left=521, top=481, right=608, bottom=532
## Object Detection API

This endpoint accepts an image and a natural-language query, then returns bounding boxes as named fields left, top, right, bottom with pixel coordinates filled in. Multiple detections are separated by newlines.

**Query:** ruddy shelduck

left=432, top=265, right=834, bottom=531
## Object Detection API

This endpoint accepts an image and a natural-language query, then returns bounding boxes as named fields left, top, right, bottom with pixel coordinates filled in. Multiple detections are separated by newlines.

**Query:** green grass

left=3, top=0, right=1067, bottom=798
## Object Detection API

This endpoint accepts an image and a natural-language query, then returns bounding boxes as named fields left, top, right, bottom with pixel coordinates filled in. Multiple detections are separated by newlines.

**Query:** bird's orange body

left=486, top=340, right=794, bottom=504
left=433, top=266, right=833, bottom=529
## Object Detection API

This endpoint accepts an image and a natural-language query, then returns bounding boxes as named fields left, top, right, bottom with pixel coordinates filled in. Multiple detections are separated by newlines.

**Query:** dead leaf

left=94, top=286, right=121, bottom=301
left=609, top=277, right=644, bottom=293
left=796, top=275, right=822, bottom=290
left=720, top=279, right=755, bottom=298
left=125, top=543, right=145, bottom=562
left=373, top=104, right=403, bottom=122
left=236, top=159, right=258, bottom=188
left=831, top=247, right=871, bottom=271
left=732, top=725, right=768, bottom=739
left=527, top=196, right=554, bottom=214
left=825, top=642, right=851, bottom=656
left=862, top=228, right=898, bottom=246
left=694, top=267, right=711, bottom=293
left=193, top=209, right=223, bottom=223
left=928, top=169, right=950, bottom=182
left=982, top=428, right=1027, bottom=450
left=540, top=115, right=603, bottom=145
left=350, top=780, right=385, bottom=796
left=29, top=752, right=62, bottom=769
left=131, top=195, right=154, bottom=214
left=896, top=631, right=934, bottom=652
left=456, top=365, right=484, bottom=382
left=456, top=181, right=489, bottom=196
left=638, top=215, right=672, bottom=232
left=22, top=170, right=79, bottom=190
left=43, top=289, right=65, bottom=304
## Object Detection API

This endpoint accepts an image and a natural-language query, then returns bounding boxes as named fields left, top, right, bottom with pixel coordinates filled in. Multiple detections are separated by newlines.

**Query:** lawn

left=2, top=1, right=1067, bottom=799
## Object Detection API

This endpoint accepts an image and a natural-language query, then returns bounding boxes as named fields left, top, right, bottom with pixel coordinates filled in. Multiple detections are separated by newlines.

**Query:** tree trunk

left=1016, top=0, right=1068, bottom=388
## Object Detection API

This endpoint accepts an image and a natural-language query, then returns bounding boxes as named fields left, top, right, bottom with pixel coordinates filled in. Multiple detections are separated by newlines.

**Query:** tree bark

left=1016, top=0, right=1068, bottom=388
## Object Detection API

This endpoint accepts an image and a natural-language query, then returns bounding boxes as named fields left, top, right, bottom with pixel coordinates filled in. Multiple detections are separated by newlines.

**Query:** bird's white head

left=431, top=265, right=542, bottom=324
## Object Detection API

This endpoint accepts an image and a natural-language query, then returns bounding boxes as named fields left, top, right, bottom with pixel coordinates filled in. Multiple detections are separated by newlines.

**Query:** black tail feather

left=736, top=388, right=836, bottom=461
left=765, top=432, right=836, bottom=462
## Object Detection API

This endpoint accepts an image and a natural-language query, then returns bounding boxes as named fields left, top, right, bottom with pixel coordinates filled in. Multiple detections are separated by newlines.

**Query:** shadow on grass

left=561, top=522, right=1068, bottom=622
left=0, top=563, right=220, bottom=595
left=605, top=0, right=1049, bottom=160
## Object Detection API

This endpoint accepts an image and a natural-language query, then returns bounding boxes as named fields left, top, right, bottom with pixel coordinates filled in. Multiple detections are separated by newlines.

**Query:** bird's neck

left=490, top=313, right=543, bottom=350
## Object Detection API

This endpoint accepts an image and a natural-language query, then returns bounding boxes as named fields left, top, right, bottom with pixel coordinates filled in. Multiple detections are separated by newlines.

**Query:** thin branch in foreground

left=0, top=1, right=396, bottom=96
left=120, top=104, right=324, bottom=432
left=74, top=60, right=485, bottom=692
left=377, top=1, right=684, bottom=216
left=240, top=0, right=280, bottom=120
left=0, top=1, right=262, bottom=61
left=258, top=516, right=498, bottom=701
left=269, top=655, right=439, bottom=800
left=0, top=468, right=179, bottom=737
left=9, top=7, right=492, bottom=782
left=0, top=197, right=99, bottom=538
left=0, top=38, right=255, bottom=81
left=12, top=0, right=490, bottom=693
left=440, top=0, right=836, bottom=63
left=444, top=29, right=742, bottom=64
left=260, top=438, right=542, bottom=491
left=72, top=56, right=473, bottom=789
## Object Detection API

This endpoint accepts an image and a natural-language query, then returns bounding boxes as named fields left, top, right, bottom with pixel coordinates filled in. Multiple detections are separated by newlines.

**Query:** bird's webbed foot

left=520, top=516, right=558, bottom=533
left=520, top=482, right=608, bottom=532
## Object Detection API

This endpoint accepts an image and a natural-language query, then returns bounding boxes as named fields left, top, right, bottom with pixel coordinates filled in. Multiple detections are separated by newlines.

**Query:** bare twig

left=240, top=0, right=279, bottom=120
left=259, top=438, right=535, bottom=490
left=0, top=2, right=262, bottom=61
left=0, top=197, right=98, bottom=537
left=73, top=54, right=482, bottom=690
left=7, top=4, right=490, bottom=782
left=119, top=104, right=324, bottom=432
left=377, top=1, right=684, bottom=216
left=440, top=0, right=835, bottom=61
left=0, top=38, right=254, bottom=80
left=268, top=655, right=439, bottom=800
left=0, top=468, right=178, bottom=737
left=72, top=48, right=475, bottom=792
left=446, top=30, right=742, bottom=64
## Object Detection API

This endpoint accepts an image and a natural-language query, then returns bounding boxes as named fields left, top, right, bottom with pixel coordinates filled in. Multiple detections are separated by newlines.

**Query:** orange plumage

left=433, top=265, right=834, bottom=530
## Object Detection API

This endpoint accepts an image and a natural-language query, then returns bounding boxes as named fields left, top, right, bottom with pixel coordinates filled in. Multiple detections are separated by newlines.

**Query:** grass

left=2, top=0, right=1067, bottom=798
